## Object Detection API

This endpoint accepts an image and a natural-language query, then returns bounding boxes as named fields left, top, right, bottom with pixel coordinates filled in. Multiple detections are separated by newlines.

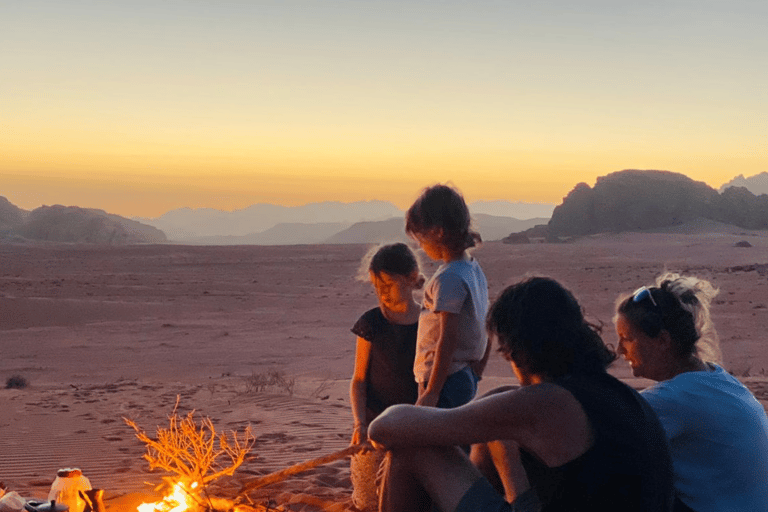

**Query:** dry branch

left=238, top=444, right=368, bottom=495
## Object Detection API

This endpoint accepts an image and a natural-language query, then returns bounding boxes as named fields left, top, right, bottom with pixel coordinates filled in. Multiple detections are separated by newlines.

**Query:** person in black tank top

left=369, top=277, right=673, bottom=512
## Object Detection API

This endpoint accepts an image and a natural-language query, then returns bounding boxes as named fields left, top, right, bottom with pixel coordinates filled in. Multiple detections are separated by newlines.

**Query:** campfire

left=126, top=400, right=366, bottom=512
left=137, top=480, right=199, bottom=512
left=125, top=401, right=255, bottom=512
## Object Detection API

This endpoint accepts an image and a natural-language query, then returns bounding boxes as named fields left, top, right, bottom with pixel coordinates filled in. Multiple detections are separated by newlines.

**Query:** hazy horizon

left=2, top=192, right=557, bottom=220
left=4, top=168, right=767, bottom=220
left=2, top=1, right=766, bottom=217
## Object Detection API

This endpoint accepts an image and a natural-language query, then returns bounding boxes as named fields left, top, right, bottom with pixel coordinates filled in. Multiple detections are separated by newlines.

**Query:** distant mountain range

left=4, top=170, right=766, bottom=245
left=175, top=215, right=548, bottom=246
left=133, top=200, right=555, bottom=242
left=134, top=200, right=405, bottom=239
left=0, top=196, right=551, bottom=245
left=719, top=172, right=768, bottom=196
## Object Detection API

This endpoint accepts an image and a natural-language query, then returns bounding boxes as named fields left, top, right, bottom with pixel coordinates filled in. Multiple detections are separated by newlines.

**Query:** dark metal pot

left=24, top=500, right=69, bottom=512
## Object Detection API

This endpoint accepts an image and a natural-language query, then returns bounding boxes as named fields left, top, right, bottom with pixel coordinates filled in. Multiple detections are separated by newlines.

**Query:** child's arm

left=416, top=311, right=460, bottom=407
left=350, top=336, right=372, bottom=444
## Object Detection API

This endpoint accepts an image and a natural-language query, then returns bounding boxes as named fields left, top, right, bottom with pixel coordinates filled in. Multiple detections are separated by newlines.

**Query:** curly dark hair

left=487, top=277, right=616, bottom=378
left=405, top=184, right=481, bottom=253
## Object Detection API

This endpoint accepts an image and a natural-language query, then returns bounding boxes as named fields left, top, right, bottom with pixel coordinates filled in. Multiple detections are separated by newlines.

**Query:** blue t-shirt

left=642, top=363, right=768, bottom=512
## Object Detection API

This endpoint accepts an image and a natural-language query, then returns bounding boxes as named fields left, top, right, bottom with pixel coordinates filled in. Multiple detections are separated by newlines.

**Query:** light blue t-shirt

left=413, top=257, right=488, bottom=383
left=642, top=363, right=768, bottom=512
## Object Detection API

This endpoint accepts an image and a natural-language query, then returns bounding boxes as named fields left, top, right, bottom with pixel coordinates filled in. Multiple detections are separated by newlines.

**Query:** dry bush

left=308, top=378, right=333, bottom=400
left=5, top=375, right=28, bottom=389
left=125, top=400, right=255, bottom=510
left=241, top=370, right=295, bottom=396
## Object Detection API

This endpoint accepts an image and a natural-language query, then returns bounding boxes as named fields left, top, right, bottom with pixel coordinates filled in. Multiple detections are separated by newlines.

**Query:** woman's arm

left=370, top=383, right=593, bottom=468
left=416, top=311, right=459, bottom=407
left=349, top=336, right=372, bottom=444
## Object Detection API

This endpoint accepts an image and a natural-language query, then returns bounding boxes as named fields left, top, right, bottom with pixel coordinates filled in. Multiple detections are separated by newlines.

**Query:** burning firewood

left=125, top=400, right=370, bottom=511
left=124, top=399, right=255, bottom=511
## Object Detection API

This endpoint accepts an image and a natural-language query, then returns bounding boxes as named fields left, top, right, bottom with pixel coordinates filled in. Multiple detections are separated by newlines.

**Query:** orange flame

left=137, top=481, right=199, bottom=512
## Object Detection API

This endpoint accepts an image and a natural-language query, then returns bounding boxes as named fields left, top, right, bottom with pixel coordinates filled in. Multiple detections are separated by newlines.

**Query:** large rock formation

left=549, top=170, right=719, bottom=237
left=0, top=196, right=28, bottom=232
left=546, top=170, right=768, bottom=238
left=1, top=198, right=166, bottom=244
left=709, top=186, right=768, bottom=230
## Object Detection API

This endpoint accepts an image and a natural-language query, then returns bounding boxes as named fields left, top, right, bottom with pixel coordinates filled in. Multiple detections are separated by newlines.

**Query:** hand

left=469, top=359, right=486, bottom=380
left=368, top=438, right=386, bottom=451
left=415, top=390, right=439, bottom=407
left=351, top=423, right=367, bottom=445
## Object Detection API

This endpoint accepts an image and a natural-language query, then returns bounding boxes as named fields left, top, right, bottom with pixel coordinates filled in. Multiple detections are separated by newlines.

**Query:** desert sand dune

left=1, top=232, right=767, bottom=511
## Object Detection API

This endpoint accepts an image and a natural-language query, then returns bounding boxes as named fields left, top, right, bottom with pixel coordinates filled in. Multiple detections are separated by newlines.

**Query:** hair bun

left=654, top=272, right=721, bottom=363
left=657, top=273, right=717, bottom=305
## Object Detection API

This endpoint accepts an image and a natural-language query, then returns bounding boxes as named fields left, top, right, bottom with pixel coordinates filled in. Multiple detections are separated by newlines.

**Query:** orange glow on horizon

left=3, top=102, right=764, bottom=217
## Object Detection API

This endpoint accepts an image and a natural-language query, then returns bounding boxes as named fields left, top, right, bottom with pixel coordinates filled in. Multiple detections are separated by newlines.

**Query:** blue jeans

left=436, top=365, right=479, bottom=409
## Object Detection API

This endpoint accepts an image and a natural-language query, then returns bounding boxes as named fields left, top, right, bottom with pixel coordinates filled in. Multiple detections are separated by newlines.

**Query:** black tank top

left=519, top=371, right=673, bottom=512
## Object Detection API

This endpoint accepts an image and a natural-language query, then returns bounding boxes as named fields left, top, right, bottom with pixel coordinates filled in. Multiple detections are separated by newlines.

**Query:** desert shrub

left=5, top=375, right=28, bottom=389
left=308, top=378, right=333, bottom=400
left=241, top=370, right=295, bottom=396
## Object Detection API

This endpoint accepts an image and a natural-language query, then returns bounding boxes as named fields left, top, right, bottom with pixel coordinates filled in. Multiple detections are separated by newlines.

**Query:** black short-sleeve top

left=352, top=307, right=419, bottom=422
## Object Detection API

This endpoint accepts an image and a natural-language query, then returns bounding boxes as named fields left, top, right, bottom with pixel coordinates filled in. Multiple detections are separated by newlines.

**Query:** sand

left=2, top=231, right=768, bottom=511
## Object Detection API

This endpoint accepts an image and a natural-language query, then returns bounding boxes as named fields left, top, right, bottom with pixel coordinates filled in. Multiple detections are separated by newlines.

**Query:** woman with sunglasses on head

left=615, top=273, right=768, bottom=512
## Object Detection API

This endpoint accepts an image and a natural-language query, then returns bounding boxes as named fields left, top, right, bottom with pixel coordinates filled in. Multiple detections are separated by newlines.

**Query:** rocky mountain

left=543, top=170, right=768, bottom=239
left=0, top=198, right=166, bottom=244
left=324, top=218, right=409, bottom=244
left=0, top=196, right=28, bottom=231
left=720, top=172, right=768, bottom=196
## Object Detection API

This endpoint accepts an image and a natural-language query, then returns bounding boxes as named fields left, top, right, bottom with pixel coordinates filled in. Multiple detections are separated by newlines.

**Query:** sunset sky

left=2, top=0, right=766, bottom=218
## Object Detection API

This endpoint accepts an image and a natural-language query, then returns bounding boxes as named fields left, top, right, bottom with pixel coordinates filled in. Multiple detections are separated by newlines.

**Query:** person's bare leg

left=485, top=440, right=530, bottom=503
left=378, top=451, right=432, bottom=512
left=380, top=446, right=484, bottom=512
left=470, top=442, right=505, bottom=495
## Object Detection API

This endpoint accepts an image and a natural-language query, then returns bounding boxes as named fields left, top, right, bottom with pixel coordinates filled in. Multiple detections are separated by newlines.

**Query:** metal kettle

left=24, top=500, right=69, bottom=512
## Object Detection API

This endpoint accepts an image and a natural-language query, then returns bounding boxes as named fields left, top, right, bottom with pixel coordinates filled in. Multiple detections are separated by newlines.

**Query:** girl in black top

left=349, top=243, right=423, bottom=511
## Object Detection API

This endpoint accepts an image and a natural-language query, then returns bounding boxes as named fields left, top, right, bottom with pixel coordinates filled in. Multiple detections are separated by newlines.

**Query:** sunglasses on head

left=632, top=286, right=658, bottom=307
